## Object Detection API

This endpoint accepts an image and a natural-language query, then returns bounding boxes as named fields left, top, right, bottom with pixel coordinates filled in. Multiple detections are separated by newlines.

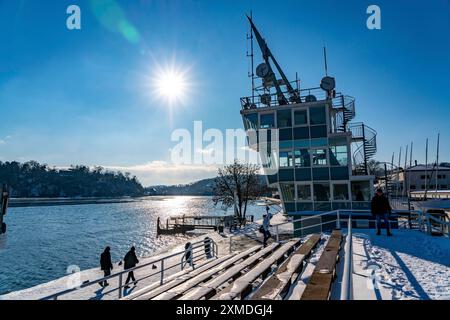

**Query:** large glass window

left=280, top=184, right=295, bottom=201
left=244, top=113, right=258, bottom=130
left=294, top=109, right=308, bottom=125
left=297, top=184, right=312, bottom=201
left=333, top=183, right=349, bottom=200
left=313, top=183, right=331, bottom=201
left=351, top=181, right=371, bottom=201
left=309, top=106, right=326, bottom=125
left=294, top=149, right=311, bottom=167
left=277, top=109, right=292, bottom=128
left=329, top=145, right=348, bottom=166
left=312, top=149, right=327, bottom=166
left=260, top=113, right=275, bottom=129
left=279, top=151, right=293, bottom=167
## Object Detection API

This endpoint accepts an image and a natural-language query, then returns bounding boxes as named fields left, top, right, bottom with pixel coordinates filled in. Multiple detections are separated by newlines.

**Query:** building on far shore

left=377, top=164, right=450, bottom=199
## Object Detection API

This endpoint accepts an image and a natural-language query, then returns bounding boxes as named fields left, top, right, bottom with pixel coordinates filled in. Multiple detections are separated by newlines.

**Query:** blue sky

left=0, top=0, right=449, bottom=185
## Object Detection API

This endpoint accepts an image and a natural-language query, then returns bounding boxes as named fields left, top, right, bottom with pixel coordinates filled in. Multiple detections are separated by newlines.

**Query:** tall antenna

left=425, top=138, right=428, bottom=200
left=397, top=147, right=402, bottom=198
left=408, top=142, right=413, bottom=210
left=436, top=132, right=440, bottom=193
left=323, top=46, right=328, bottom=76
left=404, top=144, right=408, bottom=197
left=246, top=11, right=255, bottom=103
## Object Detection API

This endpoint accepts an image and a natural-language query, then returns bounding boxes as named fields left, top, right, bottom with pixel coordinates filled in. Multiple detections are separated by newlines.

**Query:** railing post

left=118, top=273, right=123, bottom=299
left=160, top=259, right=164, bottom=285
left=427, top=215, right=432, bottom=235
left=336, top=210, right=341, bottom=229
left=275, top=225, right=279, bottom=242
left=229, top=236, right=232, bottom=254
left=341, top=215, right=353, bottom=300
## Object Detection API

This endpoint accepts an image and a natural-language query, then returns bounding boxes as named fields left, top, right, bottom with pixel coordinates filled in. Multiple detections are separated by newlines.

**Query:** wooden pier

left=157, top=215, right=254, bottom=235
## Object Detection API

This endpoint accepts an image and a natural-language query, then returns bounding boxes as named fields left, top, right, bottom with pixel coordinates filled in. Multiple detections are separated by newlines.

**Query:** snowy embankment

left=352, top=229, right=450, bottom=300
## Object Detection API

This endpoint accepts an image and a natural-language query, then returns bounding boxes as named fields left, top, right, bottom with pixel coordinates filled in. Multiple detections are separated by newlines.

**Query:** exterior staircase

left=347, top=122, right=377, bottom=175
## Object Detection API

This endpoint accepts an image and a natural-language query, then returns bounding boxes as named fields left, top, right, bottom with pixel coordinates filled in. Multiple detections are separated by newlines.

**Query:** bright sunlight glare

left=152, top=66, right=190, bottom=106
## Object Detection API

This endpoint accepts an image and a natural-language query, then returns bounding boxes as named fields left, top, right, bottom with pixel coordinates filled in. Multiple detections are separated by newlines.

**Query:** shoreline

left=7, top=195, right=214, bottom=208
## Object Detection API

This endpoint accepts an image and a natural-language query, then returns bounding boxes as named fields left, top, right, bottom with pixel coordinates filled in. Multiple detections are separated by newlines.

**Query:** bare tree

left=213, top=160, right=265, bottom=222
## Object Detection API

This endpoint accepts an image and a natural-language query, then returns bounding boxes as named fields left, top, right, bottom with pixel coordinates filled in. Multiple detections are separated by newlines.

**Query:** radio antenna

left=323, top=46, right=328, bottom=76
left=246, top=11, right=255, bottom=103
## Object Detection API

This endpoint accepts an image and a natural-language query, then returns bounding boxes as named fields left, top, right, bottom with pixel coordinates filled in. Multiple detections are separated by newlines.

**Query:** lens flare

left=151, top=63, right=191, bottom=106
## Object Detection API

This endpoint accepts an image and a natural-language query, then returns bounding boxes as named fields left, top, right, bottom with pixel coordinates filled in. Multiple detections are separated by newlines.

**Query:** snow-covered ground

left=351, top=229, right=450, bottom=300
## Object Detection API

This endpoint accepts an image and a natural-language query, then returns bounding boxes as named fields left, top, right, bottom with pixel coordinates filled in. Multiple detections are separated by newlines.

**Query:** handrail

left=341, top=214, right=353, bottom=300
left=41, top=237, right=218, bottom=300
left=424, top=213, right=450, bottom=236
left=269, top=209, right=425, bottom=241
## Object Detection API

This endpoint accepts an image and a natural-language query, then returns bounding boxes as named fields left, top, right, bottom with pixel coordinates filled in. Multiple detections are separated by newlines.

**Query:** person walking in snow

left=371, top=188, right=393, bottom=236
left=182, top=242, right=194, bottom=269
left=123, top=246, right=139, bottom=288
left=99, top=246, right=113, bottom=287
left=262, top=209, right=273, bottom=247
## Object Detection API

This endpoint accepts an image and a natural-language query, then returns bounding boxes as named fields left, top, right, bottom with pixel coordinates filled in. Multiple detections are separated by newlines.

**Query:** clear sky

left=0, top=0, right=449, bottom=185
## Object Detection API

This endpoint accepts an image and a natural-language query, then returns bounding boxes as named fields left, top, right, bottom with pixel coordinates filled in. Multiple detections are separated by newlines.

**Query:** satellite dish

left=260, top=93, right=272, bottom=106
left=305, top=95, right=317, bottom=102
left=256, top=63, right=270, bottom=78
left=320, top=76, right=336, bottom=91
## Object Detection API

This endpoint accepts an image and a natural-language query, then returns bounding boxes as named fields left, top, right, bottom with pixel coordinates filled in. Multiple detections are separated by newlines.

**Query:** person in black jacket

left=123, top=246, right=139, bottom=288
left=100, top=246, right=113, bottom=287
left=371, top=188, right=393, bottom=236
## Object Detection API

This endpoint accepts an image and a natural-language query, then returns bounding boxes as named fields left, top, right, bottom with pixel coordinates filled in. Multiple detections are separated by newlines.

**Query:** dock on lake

left=157, top=215, right=254, bottom=235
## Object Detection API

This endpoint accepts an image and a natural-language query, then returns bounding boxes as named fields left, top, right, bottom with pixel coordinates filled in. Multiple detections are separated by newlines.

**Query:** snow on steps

left=179, top=242, right=281, bottom=300
left=123, top=252, right=237, bottom=300
left=300, top=230, right=343, bottom=300
left=151, top=245, right=263, bottom=300
left=211, top=239, right=303, bottom=300
left=250, top=234, right=321, bottom=300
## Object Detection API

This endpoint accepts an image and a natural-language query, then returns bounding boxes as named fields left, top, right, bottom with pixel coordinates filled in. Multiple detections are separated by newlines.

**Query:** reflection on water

left=0, top=196, right=263, bottom=295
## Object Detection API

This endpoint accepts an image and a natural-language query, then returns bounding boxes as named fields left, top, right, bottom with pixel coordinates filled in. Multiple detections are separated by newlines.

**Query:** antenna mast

left=246, top=11, right=255, bottom=103
left=323, top=46, right=328, bottom=76
left=436, top=133, right=440, bottom=193
left=425, top=138, right=428, bottom=200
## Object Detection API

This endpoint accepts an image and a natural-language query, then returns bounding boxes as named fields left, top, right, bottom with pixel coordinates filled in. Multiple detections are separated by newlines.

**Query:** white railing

left=422, top=212, right=450, bottom=237
left=269, top=209, right=428, bottom=240
left=41, top=238, right=218, bottom=300
left=340, top=215, right=353, bottom=300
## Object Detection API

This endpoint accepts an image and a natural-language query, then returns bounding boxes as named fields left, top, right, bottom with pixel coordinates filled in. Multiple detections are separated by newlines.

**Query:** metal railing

left=269, top=209, right=427, bottom=240
left=418, top=212, right=450, bottom=237
left=41, top=238, right=218, bottom=300
left=341, top=215, right=353, bottom=300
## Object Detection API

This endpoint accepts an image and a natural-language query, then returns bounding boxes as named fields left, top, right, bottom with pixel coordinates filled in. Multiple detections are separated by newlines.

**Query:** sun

left=152, top=65, right=190, bottom=106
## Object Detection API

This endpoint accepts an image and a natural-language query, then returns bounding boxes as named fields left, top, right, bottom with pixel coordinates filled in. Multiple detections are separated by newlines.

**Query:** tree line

left=0, top=161, right=145, bottom=198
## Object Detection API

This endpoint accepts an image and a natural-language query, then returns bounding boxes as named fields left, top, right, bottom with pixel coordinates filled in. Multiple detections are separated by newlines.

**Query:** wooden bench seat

left=179, top=242, right=281, bottom=300
left=125, top=253, right=236, bottom=300
left=300, top=230, right=342, bottom=300
left=250, top=234, right=321, bottom=300
left=152, top=245, right=262, bottom=300
left=212, top=239, right=302, bottom=300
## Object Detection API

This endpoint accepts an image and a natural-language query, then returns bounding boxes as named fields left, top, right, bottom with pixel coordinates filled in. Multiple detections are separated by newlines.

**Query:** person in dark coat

left=99, top=246, right=113, bottom=287
left=123, top=246, right=139, bottom=288
left=371, top=188, right=393, bottom=236
left=204, top=237, right=212, bottom=259
left=182, top=242, right=194, bottom=269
